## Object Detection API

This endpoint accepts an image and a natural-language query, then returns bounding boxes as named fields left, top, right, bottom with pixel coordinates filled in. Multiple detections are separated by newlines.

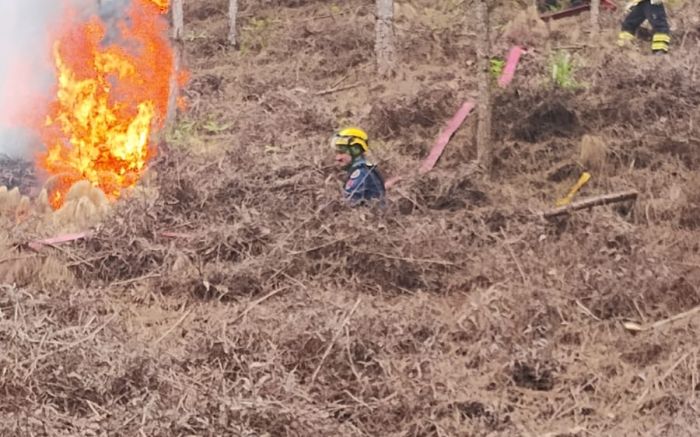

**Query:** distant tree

left=590, top=0, right=600, bottom=38
left=375, top=0, right=396, bottom=76
left=171, top=0, right=184, bottom=40
left=167, top=0, right=184, bottom=126
left=475, top=0, right=492, bottom=171
left=229, top=0, right=239, bottom=47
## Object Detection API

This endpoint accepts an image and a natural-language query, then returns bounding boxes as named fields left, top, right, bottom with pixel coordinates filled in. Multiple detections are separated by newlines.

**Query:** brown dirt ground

left=2, top=0, right=700, bottom=435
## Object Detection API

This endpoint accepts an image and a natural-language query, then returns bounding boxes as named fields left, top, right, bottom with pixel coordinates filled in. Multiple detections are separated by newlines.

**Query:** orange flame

left=148, top=0, right=171, bottom=13
left=39, top=0, right=175, bottom=209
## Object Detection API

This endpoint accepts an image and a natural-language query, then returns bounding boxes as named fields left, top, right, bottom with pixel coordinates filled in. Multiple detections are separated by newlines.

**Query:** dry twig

left=315, top=82, right=363, bottom=96
left=230, top=286, right=290, bottom=324
left=623, top=305, right=700, bottom=332
left=154, top=308, right=193, bottom=345
left=310, top=298, right=361, bottom=385
left=542, top=190, right=639, bottom=218
left=22, top=314, right=117, bottom=367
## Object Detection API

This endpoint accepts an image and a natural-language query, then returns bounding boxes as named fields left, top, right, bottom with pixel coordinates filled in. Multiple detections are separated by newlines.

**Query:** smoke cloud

left=0, top=0, right=99, bottom=158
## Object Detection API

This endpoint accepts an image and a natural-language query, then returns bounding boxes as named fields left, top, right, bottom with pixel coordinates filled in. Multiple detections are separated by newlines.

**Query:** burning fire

left=39, top=0, right=177, bottom=209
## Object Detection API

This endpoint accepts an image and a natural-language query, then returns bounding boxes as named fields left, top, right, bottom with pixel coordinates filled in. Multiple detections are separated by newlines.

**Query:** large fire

left=40, top=0, right=176, bottom=209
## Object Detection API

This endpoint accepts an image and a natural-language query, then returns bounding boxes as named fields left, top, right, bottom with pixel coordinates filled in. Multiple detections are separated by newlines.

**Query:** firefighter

left=618, top=0, right=671, bottom=54
left=331, top=127, right=386, bottom=205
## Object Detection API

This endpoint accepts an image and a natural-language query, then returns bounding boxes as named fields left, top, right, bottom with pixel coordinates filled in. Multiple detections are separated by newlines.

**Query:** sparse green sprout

left=240, top=17, right=274, bottom=54
left=203, top=119, right=233, bottom=134
left=546, top=1, right=562, bottom=11
left=550, top=51, right=582, bottom=89
left=490, top=58, right=505, bottom=81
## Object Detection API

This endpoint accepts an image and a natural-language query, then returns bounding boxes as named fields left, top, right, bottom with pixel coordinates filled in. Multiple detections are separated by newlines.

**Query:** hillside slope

left=1, top=1, right=700, bottom=435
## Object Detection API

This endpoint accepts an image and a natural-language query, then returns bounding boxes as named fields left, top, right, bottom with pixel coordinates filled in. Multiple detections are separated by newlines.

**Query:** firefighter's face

left=335, top=151, right=352, bottom=167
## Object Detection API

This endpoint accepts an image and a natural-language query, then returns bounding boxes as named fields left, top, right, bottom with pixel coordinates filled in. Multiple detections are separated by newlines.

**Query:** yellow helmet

left=332, top=127, right=369, bottom=154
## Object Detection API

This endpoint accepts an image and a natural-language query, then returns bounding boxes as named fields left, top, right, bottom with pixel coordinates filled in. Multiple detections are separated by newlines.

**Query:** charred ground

left=1, top=0, right=700, bottom=436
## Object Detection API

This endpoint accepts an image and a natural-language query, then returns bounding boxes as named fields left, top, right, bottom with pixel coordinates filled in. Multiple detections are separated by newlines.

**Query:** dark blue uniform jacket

left=343, top=158, right=386, bottom=205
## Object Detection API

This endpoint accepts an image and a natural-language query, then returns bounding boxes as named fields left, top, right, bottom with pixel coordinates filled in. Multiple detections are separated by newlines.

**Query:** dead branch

left=542, top=190, right=639, bottom=219
left=230, top=286, right=291, bottom=324
left=623, top=304, right=700, bottom=332
left=22, top=314, right=117, bottom=367
left=311, top=298, right=361, bottom=385
left=154, top=308, right=192, bottom=344
left=0, top=254, right=39, bottom=264
left=112, top=273, right=162, bottom=287
left=315, top=82, right=363, bottom=96
left=502, top=230, right=528, bottom=285
left=364, top=251, right=455, bottom=266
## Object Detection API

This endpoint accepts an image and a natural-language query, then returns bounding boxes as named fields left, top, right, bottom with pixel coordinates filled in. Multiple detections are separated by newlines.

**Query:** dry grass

left=1, top=0, right=700, bottom=435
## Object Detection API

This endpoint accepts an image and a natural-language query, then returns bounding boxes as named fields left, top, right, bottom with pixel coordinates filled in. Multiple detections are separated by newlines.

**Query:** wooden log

left=542, top=190, right=638, bottom=219
left=166, top=0, right=184, bottom=128
left=228, top=0, right=239, bottom=47
left=475, top=0, right=493, bottom=172
left=171, top=0, right=184, bottom=40
left=590, top=0, right=600, bottom=39
left=375, top=0, right=396, bottom=77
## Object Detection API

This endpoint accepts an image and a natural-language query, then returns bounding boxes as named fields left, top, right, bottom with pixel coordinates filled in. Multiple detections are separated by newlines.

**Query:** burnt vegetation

left=1, top=0, right=700, bottom=436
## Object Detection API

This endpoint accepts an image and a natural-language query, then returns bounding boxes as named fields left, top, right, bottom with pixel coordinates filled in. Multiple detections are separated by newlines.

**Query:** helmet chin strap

left=348, top=144, right=363, bottom=159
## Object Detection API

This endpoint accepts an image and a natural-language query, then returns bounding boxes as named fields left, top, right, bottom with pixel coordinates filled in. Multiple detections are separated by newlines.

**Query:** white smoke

left=0, top=0, right=100, bottom=158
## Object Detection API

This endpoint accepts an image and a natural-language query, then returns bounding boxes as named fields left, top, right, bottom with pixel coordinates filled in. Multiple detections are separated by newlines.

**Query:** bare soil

left=1, top=1, right=700, bottom=436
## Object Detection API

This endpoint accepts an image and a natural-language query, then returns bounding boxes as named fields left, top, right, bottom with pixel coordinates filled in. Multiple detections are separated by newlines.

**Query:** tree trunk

left=171, top=0, right=184, bottom=41
left=475, top=0, right=492, bottom=171
left=375, top=0, right=396, bottom=77
left=228, top=0, right=239, bottom=47
left=590, top=0, right=600, bottom=39
left=543, top=190, right=638, bottom=219
left=167, top=0, right=184, bottom=127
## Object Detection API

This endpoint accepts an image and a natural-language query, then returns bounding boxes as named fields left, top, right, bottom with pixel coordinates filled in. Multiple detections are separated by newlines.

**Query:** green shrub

left=490, top=58, right=505, bottom=81
left=550, top=51, right=582, bottom=89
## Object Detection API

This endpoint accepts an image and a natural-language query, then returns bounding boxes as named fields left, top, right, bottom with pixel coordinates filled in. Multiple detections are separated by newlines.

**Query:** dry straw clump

left=1, top=1, right=700, bottom=435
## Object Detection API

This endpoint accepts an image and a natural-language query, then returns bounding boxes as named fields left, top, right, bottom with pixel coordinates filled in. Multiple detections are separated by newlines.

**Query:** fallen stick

left=542, top=190, right=638, bottom=219
left=502, top=233, right=528, bottom=285
left=365, top=251, right=455, bottom=266
left=230, top=286, right=290, bottom=324
left=23, top=314, right=117, bottom=366
left=623, top=304, right=700, bottom=332
left=112, top=273, right=162, bottom=287
left=310, top=298, right=361, bottom=385
left=0, top=254, right=39, bottom=264
left=540, top=0, right=616, bottom=22
left=315, top=82, right=362, bottom=96
left=160, top=231, right=196, bottom=240
left=154, top=308, right=192, bottom=345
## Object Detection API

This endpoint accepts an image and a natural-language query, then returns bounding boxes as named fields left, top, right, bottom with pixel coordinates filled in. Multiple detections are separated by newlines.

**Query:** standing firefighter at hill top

left=332, top=128, right=386, bottom=205
left=618, top=0, right=671, bottom=54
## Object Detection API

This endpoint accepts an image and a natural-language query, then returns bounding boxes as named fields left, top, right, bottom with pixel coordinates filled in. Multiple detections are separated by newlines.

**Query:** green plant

left=550, top=51, right=582, bottom=89
left=240, top=17, right=275, bottom=54
left=329, top=4, right=341, bottom=15
left=202, top=119, right=233, bottom=134
left=490, top=58, right=505, bottom=80
left=544, top=1, right=561, bottom=12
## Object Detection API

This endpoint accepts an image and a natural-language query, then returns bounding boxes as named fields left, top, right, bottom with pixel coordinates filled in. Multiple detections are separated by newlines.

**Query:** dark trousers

left=622, top=1, right=670, bottom=35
